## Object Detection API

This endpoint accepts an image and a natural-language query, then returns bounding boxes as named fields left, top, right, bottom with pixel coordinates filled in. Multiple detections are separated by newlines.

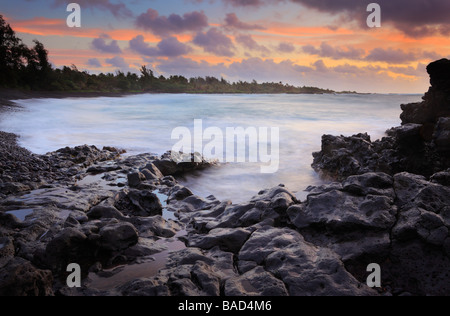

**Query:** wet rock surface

left=3, top=143, right=448, bottom=296
left=308, top=59, right=450, bottom=296
left=313, top=59, right=450, bottom=180
left=1, top=59, right=449, bottom=296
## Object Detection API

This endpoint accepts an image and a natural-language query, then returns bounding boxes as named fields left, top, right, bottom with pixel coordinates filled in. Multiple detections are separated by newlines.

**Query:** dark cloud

left=87, top=58, right=102, bottom=68
left=210, top=0, right=450, bottom=37
left=235, top=34, right=269, bottom=53
left=224, top=13, right=265, bottom=30
left=136, top=9, right=209, bottom=37
left=294, top=0, right=450, bottom=37
left=388, top=63, right=427, bottom=77
left=365, top=48, right=442, bottom=64
left=222, top=0, right=265, bottom=7
left=129, top=35, right=158, bottom=56
left=365, top=48, right=419, bottom=64
left=157, top=37, right=192, bottom=57
left=91, top=34, right=122, bottom=54
left=129, top=35, right=191, bottom=57
left=277, top=42, right=296, bottom=53
left=105, top=56, right=128, bottom=68
left=302, top=43, right=441, bottom=64
left=302, top=42, right=365, bottom=60
left=193, top=28, right=236, bottom=57
left=53, top=0, right=132, bottom=18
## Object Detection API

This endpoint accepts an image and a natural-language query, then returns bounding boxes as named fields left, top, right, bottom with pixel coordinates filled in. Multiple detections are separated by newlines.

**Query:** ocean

left=0, top=93, right=422, bottom=203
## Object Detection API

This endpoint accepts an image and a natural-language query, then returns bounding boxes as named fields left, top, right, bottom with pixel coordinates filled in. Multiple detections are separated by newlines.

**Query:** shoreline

left=0, top=88, right=398, bottom=109
left=0, top=59, right=449, bottom=296
left=0, top=89, right=420, bottom=115
left=0, top=89, right=147, bottom=109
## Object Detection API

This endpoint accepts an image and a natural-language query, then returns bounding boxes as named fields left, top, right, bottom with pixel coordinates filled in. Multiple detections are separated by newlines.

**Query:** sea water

left=0, top=93, right=421, bottom=203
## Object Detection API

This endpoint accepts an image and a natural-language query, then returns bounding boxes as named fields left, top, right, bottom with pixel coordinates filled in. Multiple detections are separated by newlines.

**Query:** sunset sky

left=2, top=0, right=450, bottom=93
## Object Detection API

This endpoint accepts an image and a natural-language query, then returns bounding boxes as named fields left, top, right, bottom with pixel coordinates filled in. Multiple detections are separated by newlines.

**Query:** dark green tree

left=0, top=15, right=28, bottom=87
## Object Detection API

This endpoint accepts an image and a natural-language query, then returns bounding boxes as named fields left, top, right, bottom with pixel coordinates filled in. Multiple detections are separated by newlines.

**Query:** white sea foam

left=0, top=93, right=421, bottom=203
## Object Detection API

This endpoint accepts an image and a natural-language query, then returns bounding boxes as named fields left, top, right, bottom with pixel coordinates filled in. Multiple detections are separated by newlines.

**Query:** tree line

left=0, top=15, right=336, bottom=94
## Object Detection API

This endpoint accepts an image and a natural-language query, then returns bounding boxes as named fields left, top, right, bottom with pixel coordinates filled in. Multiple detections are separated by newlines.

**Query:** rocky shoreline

left=1, top=60, right=450, bottom=296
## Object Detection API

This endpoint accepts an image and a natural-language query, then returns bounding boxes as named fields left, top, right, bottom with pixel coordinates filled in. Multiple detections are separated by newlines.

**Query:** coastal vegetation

left=0, top=15, right=336, bottom=95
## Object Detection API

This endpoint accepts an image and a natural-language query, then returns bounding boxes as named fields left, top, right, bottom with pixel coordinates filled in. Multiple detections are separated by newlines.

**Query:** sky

left=2, top=0, right=450, bottom=93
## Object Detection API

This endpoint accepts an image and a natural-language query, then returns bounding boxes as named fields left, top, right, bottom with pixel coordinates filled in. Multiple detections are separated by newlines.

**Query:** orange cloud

left=6, top=16, right=159, bottom=43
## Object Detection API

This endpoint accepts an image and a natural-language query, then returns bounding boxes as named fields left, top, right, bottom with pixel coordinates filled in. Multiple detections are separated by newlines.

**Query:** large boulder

left=98, top=221, right=139, bottom=252
left=224, top=266, right=288, bottom=296
left=314, top=59, right=450, bottom=181
left=188, top=227, right=254, bottom=254
left=38, top=227, right=91, bottom=273
left=433, top=117, right=450, bottom=152
left=114, top=189, right=163, bottom=217
left=401, top=59, right=450, bottom=127
left=153, top=151, right=215, bottom=176
left=291, top=189, right=396, bottom=231
left=238, top=226, right=375, bottom=296
left=0, top=257, right=54, bottom=296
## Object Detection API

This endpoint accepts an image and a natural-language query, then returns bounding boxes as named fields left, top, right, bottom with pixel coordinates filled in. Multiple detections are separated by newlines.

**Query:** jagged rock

left=141, top=163, right=164, bottom=180
left=130, top=215, right=180, bottom=238
left=114, top=189, right=163, bottom=217
left=224, top=266, right=288, bottom=296
left=188, top=227, right=253, bottom=253
left=38, top=227, right=91, bottom=273
left=167, top=194, right=221, bottom=217
left=433, top=117, right=450, bottom=152
left=127, top=172, right=146, bottom=188
left=393, top=172, right=430, bottom=207
left=238, top=226, right=304, bottom=270
left=0, top=257, right=54, bottom=296
left=342, top=172, right=394, bottom=198
left=167, top=248, right=215, bottom=267
left=393, top=207, right=448, bottom=245
left=189, top=261, right=221, bottom=296
left=98, top=222, right=139, bottom=252
left=140, top=169, right=158, bottom=181
left=238, top=226, right=375, bottom=296
left=265, top=241, right=375, bottom=296
left=290, top=188, right=396, bottom=231
left=166, top=246, right=236, bottom=279
left=53, top=145, right=121, bottom=167
left=86, top=163, right=121, bottom=175
left=190, top=185, right=297, bottom=232
left=388, top=239, right=450, bottom=296
left=412, top=182, right=450, bottom=214
left=0, top=182, right=30, bottom=195
left=431, top=169, right=450, bottom=186
left=153, top=151, right=215, bottom=176
left=168, top=185, right=193, bottom=202
left=119, top=278, right=170, bottom=296
left=0, top=237, right=15, bottom=267
left=87, top=205, right=125, bottom=220
left=401, top=59, right=450, bottom=128
left=311, top=133, right=378, bottom=180
left=4, top=69, right=450, bottom=296
left=313, top=61, right=450, bottom=181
